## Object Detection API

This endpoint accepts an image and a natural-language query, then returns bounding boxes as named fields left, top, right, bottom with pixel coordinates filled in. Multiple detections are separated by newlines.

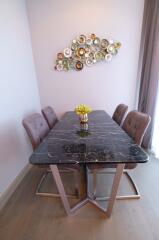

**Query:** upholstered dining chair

left=87, top=110, right=151, bottom=201
left=22, top=113, right=81, bottom=199
left=112, top=104, right=128, bottom=126
left=23, top=113, right=50, bottom=150
left=42, top=106, right=58, bottom=129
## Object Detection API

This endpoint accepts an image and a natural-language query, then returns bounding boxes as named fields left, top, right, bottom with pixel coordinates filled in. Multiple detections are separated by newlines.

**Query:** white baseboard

left=0, top=163, right=32, bottom=211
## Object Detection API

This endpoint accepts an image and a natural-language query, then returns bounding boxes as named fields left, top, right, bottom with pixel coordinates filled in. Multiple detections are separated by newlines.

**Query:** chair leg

left=89, top=169, right=140, bottom=201
left=72, top=170, right=81, bottom=198
left=35, top=168, right=80, bottom=199
left=93, top=170, right=97, bottom=199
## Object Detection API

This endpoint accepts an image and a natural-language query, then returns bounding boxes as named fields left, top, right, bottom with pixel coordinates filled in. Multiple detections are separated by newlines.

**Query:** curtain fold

left=137, top=0, right=159, bottom=148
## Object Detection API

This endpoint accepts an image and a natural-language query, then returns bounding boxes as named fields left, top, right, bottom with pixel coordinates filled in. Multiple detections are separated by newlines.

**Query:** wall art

left=55, top=34, right=121, bottom=71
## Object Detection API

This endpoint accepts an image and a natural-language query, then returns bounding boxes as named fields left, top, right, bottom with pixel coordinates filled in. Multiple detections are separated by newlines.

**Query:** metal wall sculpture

left=55, top=34, right=121, bottom=71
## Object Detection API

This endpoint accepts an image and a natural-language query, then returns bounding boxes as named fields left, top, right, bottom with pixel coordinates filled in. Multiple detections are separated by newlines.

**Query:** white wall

left=26, top=0, right=144, bottom=117
left=0, top=1, right=41, bottom=198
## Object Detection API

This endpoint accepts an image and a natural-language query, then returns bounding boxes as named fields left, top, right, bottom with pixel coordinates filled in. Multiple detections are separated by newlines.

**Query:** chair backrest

left=41, top=106, right=58, bottom=129
left=22, top=113, right=50, bottom=149
left=112, top=104, right=128, bottom=126
left=122, top=110, right=151, bottom=146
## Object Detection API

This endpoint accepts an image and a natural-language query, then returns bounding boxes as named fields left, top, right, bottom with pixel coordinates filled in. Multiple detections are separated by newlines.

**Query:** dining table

left=29, top=110, right=148, bottom=217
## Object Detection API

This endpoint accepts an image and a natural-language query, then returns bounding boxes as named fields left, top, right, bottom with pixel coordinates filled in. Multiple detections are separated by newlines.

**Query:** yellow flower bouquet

left=75, top=104, right=92, bottom=123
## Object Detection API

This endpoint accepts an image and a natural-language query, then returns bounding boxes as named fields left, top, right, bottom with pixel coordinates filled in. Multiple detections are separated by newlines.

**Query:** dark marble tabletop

left=29, top=110, right=148, bottom=165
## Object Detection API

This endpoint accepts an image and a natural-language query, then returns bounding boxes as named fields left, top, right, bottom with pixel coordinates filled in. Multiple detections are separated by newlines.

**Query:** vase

left=79, top=114, right=88, bottom=123
left=80, top=123, right=88, bottom=131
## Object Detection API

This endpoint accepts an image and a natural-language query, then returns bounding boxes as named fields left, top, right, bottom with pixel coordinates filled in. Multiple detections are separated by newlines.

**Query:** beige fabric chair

left=42, top=106, right=58, bottom=129
left=87, top=110, right=151, bottom=201
left=112, top=104, right=128, bottom=126
left=22, top=113, right=81, bottom=199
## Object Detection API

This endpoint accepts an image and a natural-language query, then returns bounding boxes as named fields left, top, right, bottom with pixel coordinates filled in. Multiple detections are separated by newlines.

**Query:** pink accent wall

left=26, top=0, right=144, bottom=117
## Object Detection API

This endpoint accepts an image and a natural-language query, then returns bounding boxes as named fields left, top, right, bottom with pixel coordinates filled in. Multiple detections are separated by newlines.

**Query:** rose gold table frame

left=50, top=163, right=125, bottom=217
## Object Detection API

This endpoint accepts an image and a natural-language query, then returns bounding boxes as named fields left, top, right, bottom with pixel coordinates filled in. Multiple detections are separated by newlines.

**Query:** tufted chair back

left=112, top=104, right=128, bottom=126
left=122, top=111, right=151, bottom=146
left=22, top=113, right=50, bottom=149
left=42, top=106, right=58, bottom=129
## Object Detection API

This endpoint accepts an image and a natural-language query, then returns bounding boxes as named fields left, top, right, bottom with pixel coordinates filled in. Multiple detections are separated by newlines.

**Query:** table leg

left=50, top=163, right=125, bottom=217
left=106, top=163, right=125, bottom=217
left=50, top=165, right=71, bottom=215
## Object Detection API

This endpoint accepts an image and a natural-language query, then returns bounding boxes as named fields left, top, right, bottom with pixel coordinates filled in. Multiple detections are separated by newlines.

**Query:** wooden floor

left=0, top=155, right=159, bottom=240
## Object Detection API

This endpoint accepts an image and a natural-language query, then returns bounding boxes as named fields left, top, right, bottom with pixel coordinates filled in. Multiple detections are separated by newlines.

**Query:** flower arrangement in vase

left=75, top=104, right=92, bottom=123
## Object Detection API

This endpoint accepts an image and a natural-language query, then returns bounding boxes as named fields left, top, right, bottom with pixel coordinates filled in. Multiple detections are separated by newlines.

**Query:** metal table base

left=50, top=163, right=125, bottom=217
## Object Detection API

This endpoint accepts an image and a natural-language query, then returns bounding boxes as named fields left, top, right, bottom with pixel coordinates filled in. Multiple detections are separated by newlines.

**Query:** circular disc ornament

left=93, top=37, right=100, bottom=45
left=64, top=48, right=72, bottom=58
left=72, top=39, right=77, bottom=44
left=94, top=51, right=104, bottom=61
left=91, top=46, right=99, bottom=53
left=105, top=54, right=112, bottom=62
left=91, top=33, right=96, bottom=40
left=78, top=47, right=85, bottom=56
left=56, top=64, right=63, bottom=71
left=77, top=35, right=86, bottom=44
left=112, top=49, right=118, bottom=55
left=101, top=39, right=109, bottom=49
left=63, top=64, right=70, bottom=71
left=85, top=52, right=89, bottom=58
left=85, top=47, right=91, bottom=54
left=69, top=58, right=74, bottom=69
left=107, top=44, right=116, bottom=55
left=114, top=42, right=121, bottom=49
left=75, top=61, right=83, bottom=70
left=88, top=52, right=94, bottom=59
left=109, top=39, right=114, bottom=44
left=63, top=59, right=69, bottom=66
left=86, top=38, right=93, bottom=45
left=71, top=43, right=78, bottom=51
left=56, top=60, right=63, bottom=65
left=57, top=53, right=64, bottom=60
left=86, top=58, right=94, bottom=67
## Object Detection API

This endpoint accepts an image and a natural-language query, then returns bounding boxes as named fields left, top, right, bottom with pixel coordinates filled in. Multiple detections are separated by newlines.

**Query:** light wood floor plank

left=0, top=155, right=159, bottom=240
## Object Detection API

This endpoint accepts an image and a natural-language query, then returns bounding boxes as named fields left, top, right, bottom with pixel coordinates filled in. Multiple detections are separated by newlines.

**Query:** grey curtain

left=138, top=0, right=159, bottom=148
